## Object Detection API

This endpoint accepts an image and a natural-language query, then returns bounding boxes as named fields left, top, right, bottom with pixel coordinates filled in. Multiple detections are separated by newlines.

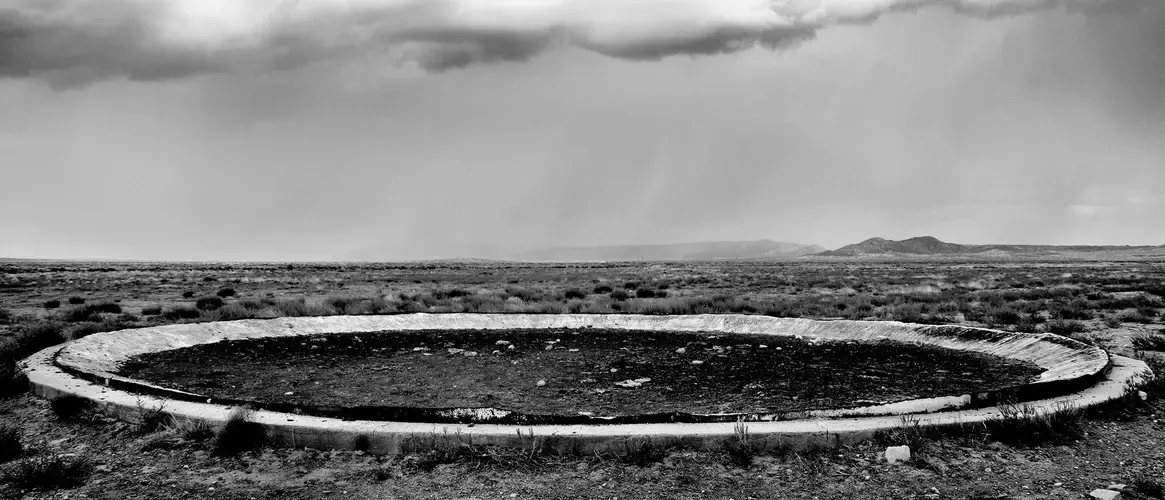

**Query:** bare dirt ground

left=121, top=329, right=1041, bottom=420
left=2, top=259, right=1164, bottom=499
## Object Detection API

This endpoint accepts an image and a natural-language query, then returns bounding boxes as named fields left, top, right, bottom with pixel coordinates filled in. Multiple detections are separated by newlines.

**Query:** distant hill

left=514, top=240, right=827, bottom=262
left=815, top=236, right=1165, bottom=259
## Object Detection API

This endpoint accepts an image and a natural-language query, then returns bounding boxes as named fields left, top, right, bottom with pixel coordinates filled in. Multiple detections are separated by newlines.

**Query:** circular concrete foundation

left=20, top=314, right=1153, bottom=454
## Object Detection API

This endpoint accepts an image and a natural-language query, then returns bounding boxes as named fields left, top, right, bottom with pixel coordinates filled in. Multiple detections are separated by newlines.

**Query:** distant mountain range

left=814, top=236, right=1165, bottom=259
left=513, top=240, right=827, bottom=262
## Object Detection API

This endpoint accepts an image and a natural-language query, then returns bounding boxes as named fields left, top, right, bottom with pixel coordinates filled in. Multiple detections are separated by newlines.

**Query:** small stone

left=1107, top=484, right=1127, bottom=491
left=507, top=344, right=516, bottom=351
left=536, top=380, right=547, bottom=387
left=675, top=347, right=686, bottom=354
left=1053, top=482, right=1063, bottom=487
left=568, top=348, right=579, bottom=352
left=495, top=340, right=511, bottom=346
left=1139, top=391, right=1149, bottom=401
left=447, top=348, right=464, bottom=355
left=1089, top=489, right=1121, bottom=500
left=284, top=391, right=294, bottom=396
left=610, top=368, right=619, bottom=373
left=691, top=360, right=704, bottom=365
left=463, top=351, right=478, bottom=357
left=758, top=345, right=768, bottom=349
left=884, top=445, right=911, bottom=465
left=545, top=345, right=554, bottom=351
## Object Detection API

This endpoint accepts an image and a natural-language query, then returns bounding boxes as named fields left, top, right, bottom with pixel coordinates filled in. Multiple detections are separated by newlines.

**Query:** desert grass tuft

left=1132, top=332, right=1165, bottom=352
left=180, top=420, right=215, bottom=442
left=195, top=296, right=224, bottom=311
left=3, top=454, right=93, bottom=490
left=134, top=400, right=171, bottom=435
left=984, top=401, right=1085, bottom=447
left=212, top=408, right=266, bottom=457
left=0, top=425, right=22, bottom=463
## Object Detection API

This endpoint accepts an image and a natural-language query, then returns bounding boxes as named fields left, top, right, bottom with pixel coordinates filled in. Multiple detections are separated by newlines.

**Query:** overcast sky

left=1, top=0, right=1162, bottom=260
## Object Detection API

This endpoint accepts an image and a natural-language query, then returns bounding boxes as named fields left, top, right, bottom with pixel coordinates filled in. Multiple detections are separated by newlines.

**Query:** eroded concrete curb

left=50, top=314, right=1111, bottom=422
left=20, top=343, right=1151, bottom=454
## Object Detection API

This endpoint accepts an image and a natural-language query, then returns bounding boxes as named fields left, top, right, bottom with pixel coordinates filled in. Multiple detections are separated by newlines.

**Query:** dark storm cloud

left=0, top=0, right=1145, bottom=87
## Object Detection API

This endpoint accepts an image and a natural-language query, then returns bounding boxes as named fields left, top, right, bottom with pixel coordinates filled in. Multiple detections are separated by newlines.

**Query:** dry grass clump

left=1132, top=332, right=1165, bottom=351
left=212, top=408, right=266, bottom=457
left=0, top=425, right=22, bottom=463
left=194, top=296, right=224, bottom=311
left=2, top=454, right=93, bottom=491
left=161, top=305, right=200, bottom=320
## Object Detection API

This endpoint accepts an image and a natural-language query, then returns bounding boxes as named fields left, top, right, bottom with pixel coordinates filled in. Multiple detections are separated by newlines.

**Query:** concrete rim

left=20, top=345, right=1151, bottom=454
left=18, top=314, right=1149, bottom=453
left=52, top=314, right=1110, bottom=423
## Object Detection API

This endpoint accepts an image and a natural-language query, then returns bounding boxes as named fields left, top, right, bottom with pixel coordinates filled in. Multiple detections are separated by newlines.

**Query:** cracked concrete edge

left=20, top=347, right=1150, bottom=455
left=46, top=314, right=1111, bottom=423
left=56, top=314, right=1109, bottom=387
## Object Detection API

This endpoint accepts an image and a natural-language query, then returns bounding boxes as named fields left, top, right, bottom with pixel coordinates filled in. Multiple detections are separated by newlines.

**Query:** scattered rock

left=675, top=347, right=686, bottom=354
left=536, top=380, right=547, bottom=387
left=615, top=378, right=651, bottom=388
left=495, top=340, right=511, bottom=346
left=884, top=445, right=911, bottom=465
left=691, top=360, right=705, bottom=365
left=1107, top=484, right=1126, bottom=491
left=447, top=348, right=464, bottom=355
left=1089, top=489, right=1121, bottom=500
left=1139, top=391, right=1149, bottom=401
left=462, top=351, right=478, bottom=357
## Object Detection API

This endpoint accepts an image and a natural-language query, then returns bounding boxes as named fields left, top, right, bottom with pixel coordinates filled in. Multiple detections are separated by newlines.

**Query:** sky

left=1, top=0, right=1163, bottom=261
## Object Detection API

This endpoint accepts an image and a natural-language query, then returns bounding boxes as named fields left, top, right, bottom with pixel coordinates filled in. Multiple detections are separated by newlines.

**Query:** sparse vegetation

left=195, top=296, right=224, bottom=311
left=179, top=420, right=215, bottom=442
left=3, top=454, right=93, bottom=491
left=216, top=287, right=236, bottom=298
left=1045, top=319, right=1088, bottom=337
left=212, top=408, right=266, bottom=457
left=984, top=401, right=1086, bottom=447
left=0, top=425, right=21, bottom=463
left=0, top=259, right=1163, bottom=497
left=67, top=296, right=86, bottom=305
left=134, top=400, right=170, bottom=435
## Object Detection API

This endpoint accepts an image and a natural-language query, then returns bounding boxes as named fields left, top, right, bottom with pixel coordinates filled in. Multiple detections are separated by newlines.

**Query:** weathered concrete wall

left=56, top=313, right=1108, bottom=387
left=20, top=340, right=1151, bottom=455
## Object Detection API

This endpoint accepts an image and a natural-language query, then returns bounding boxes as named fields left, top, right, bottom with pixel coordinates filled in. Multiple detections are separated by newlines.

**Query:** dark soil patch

left=118, top=329, right=1044, bottom=422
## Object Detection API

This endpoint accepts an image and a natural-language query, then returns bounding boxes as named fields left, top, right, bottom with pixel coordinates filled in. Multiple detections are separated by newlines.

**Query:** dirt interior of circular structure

left=118, top=328, right=1044, bottom=420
